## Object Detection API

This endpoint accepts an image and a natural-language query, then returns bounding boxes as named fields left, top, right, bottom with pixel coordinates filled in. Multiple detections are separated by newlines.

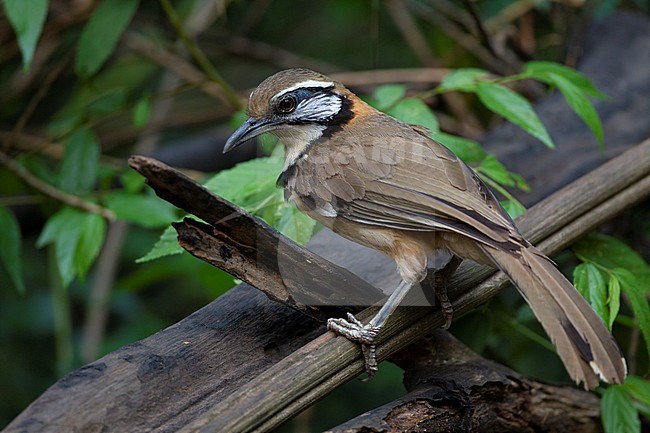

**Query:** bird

left=223, top=68, right=626, bottom=389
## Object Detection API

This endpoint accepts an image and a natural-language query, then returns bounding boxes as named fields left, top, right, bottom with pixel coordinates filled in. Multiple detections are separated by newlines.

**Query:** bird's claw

left=327, top=313, right=380, bottom=377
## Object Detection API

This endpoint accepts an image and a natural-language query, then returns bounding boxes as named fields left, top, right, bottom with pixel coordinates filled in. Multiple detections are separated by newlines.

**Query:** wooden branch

left=6, top=140, right=648, bottom=433
left=0, top=148, right=116, bottom=221
left=179, top=139, right=650, bottom=433
left=6, top=15, right=649, bottom=431
left=328, top=330, right=602, bottom=433
left=128, top=155, right=384, bottom=322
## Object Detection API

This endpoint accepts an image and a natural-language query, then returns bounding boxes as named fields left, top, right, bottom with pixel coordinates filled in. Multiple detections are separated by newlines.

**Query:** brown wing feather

left=287, top=113, right=520, bottom=251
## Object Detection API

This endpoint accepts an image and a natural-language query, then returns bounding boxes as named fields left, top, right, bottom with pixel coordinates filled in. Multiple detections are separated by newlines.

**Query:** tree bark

left=4, top=12, right=650, bottom=433
left=329, top=330, right=602, bottom=433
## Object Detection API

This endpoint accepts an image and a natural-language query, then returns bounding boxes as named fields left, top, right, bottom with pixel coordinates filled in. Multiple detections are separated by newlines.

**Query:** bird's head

left=223, top=69, right=355, bottom=160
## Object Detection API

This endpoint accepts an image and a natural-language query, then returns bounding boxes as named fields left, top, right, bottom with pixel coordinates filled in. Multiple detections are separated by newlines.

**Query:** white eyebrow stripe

left=273, top=80, right=335, bottom=99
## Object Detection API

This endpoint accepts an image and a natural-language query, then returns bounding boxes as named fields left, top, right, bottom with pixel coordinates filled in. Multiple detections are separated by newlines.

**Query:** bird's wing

left=286, top=116, right=523, bottom=251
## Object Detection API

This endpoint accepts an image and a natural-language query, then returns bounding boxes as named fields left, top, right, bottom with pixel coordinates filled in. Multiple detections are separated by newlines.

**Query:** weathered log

left=4, top=12, right=649, bottom=433
left=328, top=330, right=603, bottom=433
left=187, top=142, right=648, bottom=433
left=128, top=154, right=385, bottom=321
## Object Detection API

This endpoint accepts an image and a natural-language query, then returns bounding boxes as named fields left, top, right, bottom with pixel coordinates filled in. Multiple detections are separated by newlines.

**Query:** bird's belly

left=292, top=194, right=441, bottom=283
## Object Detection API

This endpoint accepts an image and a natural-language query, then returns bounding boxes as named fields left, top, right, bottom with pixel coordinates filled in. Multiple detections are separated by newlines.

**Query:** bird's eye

left=277, top=96, right=296, bottom=114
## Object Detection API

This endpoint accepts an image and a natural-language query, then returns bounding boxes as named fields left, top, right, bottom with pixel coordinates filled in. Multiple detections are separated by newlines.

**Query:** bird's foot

left=327, top=313, right=380, bottom=378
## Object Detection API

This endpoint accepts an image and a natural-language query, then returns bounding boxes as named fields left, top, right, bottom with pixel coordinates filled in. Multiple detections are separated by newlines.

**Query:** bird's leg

left=420, top=256, right=462, bottom=329
left=327, top=279, right=412, bottom=377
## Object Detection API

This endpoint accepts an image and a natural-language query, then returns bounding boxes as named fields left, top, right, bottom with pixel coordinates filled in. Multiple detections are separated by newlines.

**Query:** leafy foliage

left=36, top=207, right=107, bottom=287
left=0, top=1, right=647, bottom=431
left=75, top=0, right=141, bottom=77
left=573, top=234, right=650, bottom=366
left=2, top=0, right=48, bottom=70
left=602, top=384, right=641, bottom=433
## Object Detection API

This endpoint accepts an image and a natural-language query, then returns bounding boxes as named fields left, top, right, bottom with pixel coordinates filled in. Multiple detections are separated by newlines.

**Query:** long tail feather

left=479, top=244, right=627, bottom=389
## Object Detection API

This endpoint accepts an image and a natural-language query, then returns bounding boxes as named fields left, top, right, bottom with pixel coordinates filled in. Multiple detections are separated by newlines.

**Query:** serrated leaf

left=16, top=154, right=58, bottom=186
left=538, top=72, right=604, bottom=146
left=59, top=129, right=100, bottom=194
left=574, top=233, right=650, bottom=293
left=437, top=68, right=489, bottom=92
left=74, top=213, right=106, bottom=279
left=0, top=206, right=25, bottom=293
left=607, top=273, right=621, bottom=330
left=476, top=83, right=555, bottom=148
left=573, top=262, right=608, bottom=325
left=573, top=263, right=590, bottom=299
left=501, top=199, right=526, bottom=219
left=132, top=96, right=151, bottom=129
left=105, top=192, right=178, bottom=229
left=75, top=0, right=140, bottom=77
left=430, top=131, right=486, bottom=163
left=136, top=225, right=183, bottom=263
left=478, top=155, right=529, bottom=191
left=372, top=84, right=407, bottom=110
left=387, top=98, right=439, bottom=132
left=624, top=376, right=650, bottom=409
left=524, top=61, right=606, bottom=98
left=601, top=385, right=641, bottom=433
left=614, top=268, right=650, bottom=362
left=586, top=263, right=609, bottom=324
left=204, top=156, right=283, bottom=207
left=37, top=207, right=89, bottom=287
left=276, top=203, right=317, bottom=245
left=3, top=0, right=49, bottom=70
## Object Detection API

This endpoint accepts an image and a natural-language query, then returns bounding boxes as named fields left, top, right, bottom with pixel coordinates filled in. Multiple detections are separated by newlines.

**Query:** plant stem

left=159, top=0, right=243, bottom=110
left=49, top=246, right=74, bottom=376
left=0, top=149, right=116, bottom=221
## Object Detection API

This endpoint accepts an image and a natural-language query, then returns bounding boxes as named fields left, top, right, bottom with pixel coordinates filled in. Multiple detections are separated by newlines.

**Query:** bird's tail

left=479, top=243, right=627, bottom=389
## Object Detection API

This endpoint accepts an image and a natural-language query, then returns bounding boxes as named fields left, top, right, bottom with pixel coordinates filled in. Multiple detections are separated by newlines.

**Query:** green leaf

left=59, top=129, right=100, bottom=194
left=601, top=385, right=641, bottom=433
left=75, top=0, right=141, bottom=77
left=476, top=83, right=555, bottom=148
left=387, top=98, right=439, bottom=132
left=85, top=88, right=127, bottom=117
left=74, top=213, right=106, bottom=279
left=372, top=84, right=407, bottom=110
left=624, top=376, right=650, bottom=409
left=524, top=61, right=606, bottom=99
left=204, top=156, right=283, bottom=207
left=430, top=131, right=486, bottom=164
left=574, top=233, right=650, bottom=292
left=136, top=225, right=183, bottom=263
left=3, top=0, right=49, bottom=70
left=37, top=207, right=89, bottom=287
left=607, top=273, right=621, bottom=330
left=437, top=68, right=489, bottom=92
left=119, top=170, right=145, bottom=193
left=105, top=192, right=178, bottom=229
left=478, top=155, right=529, bottom=191
left=573, top=262, right=608, bottom=324
left=614, top=268, right=650, bottom=362
left=276, top=203, right=317, bottom=245
left=0, top=206, right=25, bottom=293
left=573, top=263, right=590, bottom=299
left=536, top=72, right=604, bottom=146
left=16, top=154, right=58, bottom=186
left=501, top=199, right=526, bottom=219
left=132, top=95, right=151, bottom=129
left=229, top=108, right=248, bottom=130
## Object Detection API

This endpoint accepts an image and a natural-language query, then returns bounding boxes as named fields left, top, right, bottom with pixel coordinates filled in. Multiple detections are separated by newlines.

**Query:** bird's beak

left=223, top=117, right=278, bottom=154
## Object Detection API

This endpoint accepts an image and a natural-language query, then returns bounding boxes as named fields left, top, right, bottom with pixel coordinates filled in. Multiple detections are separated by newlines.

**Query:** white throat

left=273, top=125, right=326, bottom=170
